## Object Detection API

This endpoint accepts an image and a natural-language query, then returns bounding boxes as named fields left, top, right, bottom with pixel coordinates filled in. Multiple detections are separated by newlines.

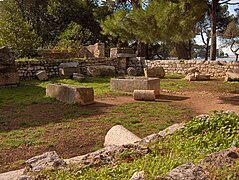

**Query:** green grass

left=40, top=111, right=239, bottom=179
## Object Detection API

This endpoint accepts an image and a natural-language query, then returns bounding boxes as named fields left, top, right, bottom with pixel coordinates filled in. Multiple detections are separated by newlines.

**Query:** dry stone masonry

left=0, top=46, right=19, bottom=86
left=145, top=60, right=239, bottom=78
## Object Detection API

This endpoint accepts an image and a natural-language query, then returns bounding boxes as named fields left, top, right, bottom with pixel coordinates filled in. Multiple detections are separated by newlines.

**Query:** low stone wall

left=145, top=60, right=239, bottom=77
left=16, top=58, right=119, bottom=80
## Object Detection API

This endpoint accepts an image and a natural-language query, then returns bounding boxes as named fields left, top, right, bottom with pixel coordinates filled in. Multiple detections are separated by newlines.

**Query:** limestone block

left=46, top=84, right=94, bottom=105
left=87, top=65, right=115, bottom=77
left=36, top=70, right=48, bottom=81
left=104, top=125, right=141, bottom=147
left=144, top=67, right=165, bottom=78
left=133, top=90, right=155, bottom=101
left=73, top=73, right=85, bottom=82
left=110, top=78, right=160, bottom=96
left=59, top=67, right=80, bottom=78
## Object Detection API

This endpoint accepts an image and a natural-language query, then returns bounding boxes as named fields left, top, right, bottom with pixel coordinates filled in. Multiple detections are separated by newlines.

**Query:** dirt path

left=159, top=90, right=239, bottom=114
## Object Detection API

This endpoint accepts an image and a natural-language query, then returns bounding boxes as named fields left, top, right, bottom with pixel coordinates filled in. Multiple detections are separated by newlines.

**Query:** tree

left=206, top=0, right=239, bottom=60
left=223, top=19, right=239, bottom=61
left=0, top=0, right=42, bottom=57
left=102, top=0, right=207, bottom=59
left=197, top=4, right=232, bottom=60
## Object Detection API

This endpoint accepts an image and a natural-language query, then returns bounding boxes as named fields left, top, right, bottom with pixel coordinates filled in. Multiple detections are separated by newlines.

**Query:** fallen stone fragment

left=165, top=163, right=207, bottom=180
left=36, top=70, right=48, bottom=81
left=144, top=67, right=165, bottom=78
left=130, top=171, right=144, bottom=180
left=158, top=123, right=185, bottom=138
left=25, top=151, right=66, bottom=172
left=104, top=125, right=141, bottom=147
left=66, top=144, right=148, bottom=169
left=127, top=67, right=137, bottom=76
left=72, top=73, right=84, bottom=82
left=200, top=147, right=239, bottom=168
left=0, top=169, right=24, bottom=180
left=133, top=90, right=155, bottom=101
left=87, top=65, right=115, bottom=77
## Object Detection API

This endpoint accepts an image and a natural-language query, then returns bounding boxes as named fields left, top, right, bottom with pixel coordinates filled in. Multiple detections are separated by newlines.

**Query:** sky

left=195, top=1, right=239, bottom=57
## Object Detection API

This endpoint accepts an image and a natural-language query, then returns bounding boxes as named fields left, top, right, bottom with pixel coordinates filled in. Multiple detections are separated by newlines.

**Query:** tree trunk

left=205, top=37, right=210, bottom=60
left=136, top=41, right=147, bottom=57
left=210, top=0, right=217, bottom=60
left=176, top=42, right=190, bottom=60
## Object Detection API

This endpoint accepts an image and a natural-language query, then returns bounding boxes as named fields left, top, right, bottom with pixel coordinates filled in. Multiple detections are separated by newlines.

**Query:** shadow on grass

left=0, top=80, right=115, bottom=132
left=157, top=94, right=190, bottom=102
left=219, top=95, right=239, bottom=106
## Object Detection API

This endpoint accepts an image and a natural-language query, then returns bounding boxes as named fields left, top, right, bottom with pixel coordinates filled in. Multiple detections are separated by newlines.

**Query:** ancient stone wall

left=145, top=60, right=239, bottom=77
left=16, top=58, right=119, bottom=80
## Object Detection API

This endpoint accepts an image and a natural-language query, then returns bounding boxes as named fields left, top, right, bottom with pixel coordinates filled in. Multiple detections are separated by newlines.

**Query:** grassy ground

left=40, top=111, right=239, bottom=179
left=0, top=75, right=238, bottom=173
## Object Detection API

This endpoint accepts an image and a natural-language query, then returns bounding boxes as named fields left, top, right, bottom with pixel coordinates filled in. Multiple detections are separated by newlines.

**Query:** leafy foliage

left=0, top=0, right=42, bottom=57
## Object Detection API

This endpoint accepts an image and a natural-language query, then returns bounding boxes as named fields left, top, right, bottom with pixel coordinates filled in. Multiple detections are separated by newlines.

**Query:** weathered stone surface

left=0, top=46, right=19, bottom=86
left=200, top=147, right=239, bottom=168
left=36, top=70, right=48, bottom=81
left=130, top=171, right=144, bottom=180
left=59, top=62, right=79, bottom=68
left=0, top=169, right=24, bottom=180
left=133, top=90, right=155, bottom=101
left=17, top=175, right=32, bottom=180
left=144, top=67, right=165, bottom=78
left=225, top=71, right=239, bottom=81
left=87, top=65, right=115, bottom=77
left=46, top=84, right=94, bottom=105
left=158, top=123, right=185, bottom=138
left=66, top=144, right=148, bottom=169
left=186, top=67, right=198, bottom=74
left=25, top=151, right=66, bottom=172
left=59, top=67, right=80, bottom=78
left=185, top=73, right=196, bottom=81
left=127, top=67, right=137, bottom=76
left=110, top=78, right=160, bottom=96
left=104, top=125, right=141, bottom=147
left=110, top=48, right=135, bottom=58
left=165, top=163, right=207, bottom=180
left=72, top=73, right=84, bottom=82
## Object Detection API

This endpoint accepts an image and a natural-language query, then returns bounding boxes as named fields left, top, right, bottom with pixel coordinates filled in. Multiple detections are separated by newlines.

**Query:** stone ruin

left=0, top=46, right=19, bottom=86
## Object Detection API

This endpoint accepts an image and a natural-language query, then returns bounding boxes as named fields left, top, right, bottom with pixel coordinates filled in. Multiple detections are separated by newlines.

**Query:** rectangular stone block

left=46, top=84, right=94, bottom=105
left=110, top=78, right=160, bottom=96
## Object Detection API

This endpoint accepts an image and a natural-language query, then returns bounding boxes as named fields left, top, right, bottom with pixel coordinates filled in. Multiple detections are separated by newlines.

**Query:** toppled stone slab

left=46, top=84, right=94, bottom=105
left=225, top=71, right=239, bottom=81
left=186, top=67, right=199, bottom=74
left=144, top=67, right=165, bottom=78
left=0, top=169, right=24, bottom=180
left=59, top=62, right=80, bottom=78
left=66, top=144, right=148, bottom=169
left=110, top=77, right=160, bottom=96
left=185, top=73, right=210, bottom=81
left=200, top=147, right=239, bottom=168
left=87, top=65, right=115, bottom=77
left=165, top=163, right=207, bottom=180
left=25, top=151, right=66, bottom=172
left=104, top=125, right=141, bottom=147
left=36, top=70, right=48, bottom=81
left=133, top=90, right=155, bottom=101
left=158, top=123, right=185, bottom=138
left=130, top=171, right=144, bottom=180
left=72, top=73, right=84, bottom=82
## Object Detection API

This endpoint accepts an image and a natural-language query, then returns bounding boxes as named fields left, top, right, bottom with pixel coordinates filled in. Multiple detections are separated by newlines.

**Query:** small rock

left=127, top=67, right=137, bottom=76
left=25, top=151, right=66, bottom=171
left=185, top=73, right=196, bottom=81
left=130, top=171, right=144, bottom=180
left=36, top=70, right=48, bottom=81
left=104, top=125, right=141, bottom=147
left=72, top=73, right=84, bottom=82
left=165, top=163, right=207, bottom=180
left=18, top=175, right=32, bottom=180
left=186, top=67, right=198, bottom=74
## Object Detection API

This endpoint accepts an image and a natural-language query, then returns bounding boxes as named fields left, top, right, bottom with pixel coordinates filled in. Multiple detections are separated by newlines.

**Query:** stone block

left=127, top=67, right=137, bottom=76
left=46, top=84, right=94, bottom=105
left=144, top=67, right=165, bottom=78
left=59, top=67, right=80, bottom=78
left=87, top=65, right=115, bottom=77
left=110, top=77, right=160, bottom=96
left=36, top=70, right=48, bottom=81
left=133, top=90, right=155, bottom=101
left=104, top=125, right=141, bottom=147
